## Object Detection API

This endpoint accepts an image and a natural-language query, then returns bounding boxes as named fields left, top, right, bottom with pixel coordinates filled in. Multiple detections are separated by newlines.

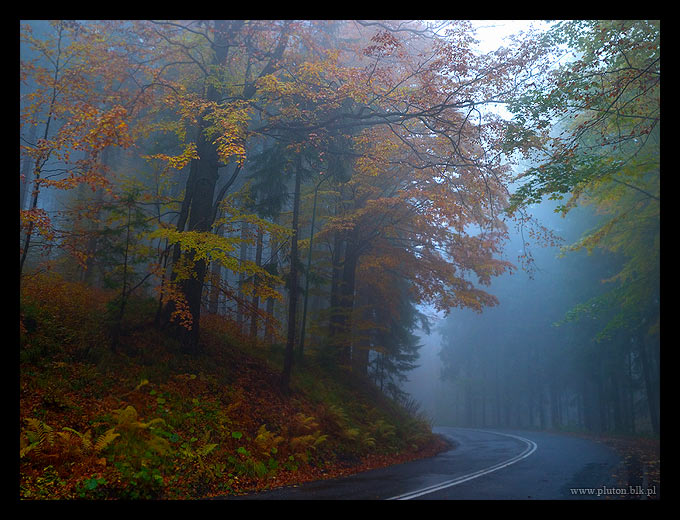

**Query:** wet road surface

left=223, top=427, right=622, bottom=500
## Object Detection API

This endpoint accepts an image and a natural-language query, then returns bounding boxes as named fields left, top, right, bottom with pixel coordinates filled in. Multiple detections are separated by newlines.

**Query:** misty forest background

left=21, top=19, right=659, bottom=442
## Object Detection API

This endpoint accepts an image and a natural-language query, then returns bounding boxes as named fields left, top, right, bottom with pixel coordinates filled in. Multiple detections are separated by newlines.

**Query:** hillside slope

left=19, top=273, right=448, bottom=499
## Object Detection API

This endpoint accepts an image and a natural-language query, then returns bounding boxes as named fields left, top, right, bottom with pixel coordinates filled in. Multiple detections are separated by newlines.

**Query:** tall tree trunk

left=336, top=238, right=358, bottom=369
left=208, top=225, right=223, bottom=315
left=264, top=231, right=279, bottom=345
left=549, top=382, right=562, bottom=430
left=327, top=231, right=345, bottom=343
left=20, top=26, right=63, bottom=278
left=111, top=202, right=133, bottom=350
left=20, top=123, right=37, bottom=212
left=281, top=166, right=302, bottom=392
left=158, top=150, right=198, bottom=328
left=237, top=221, right=249, bottom=333
left=249, top=226, right=264, bottom=343
left=160, top=20, right=229, bottom=353
left=638, top=333, right=660, bottom=435
left=176, top=126, right=220, bottom=353
left=628, top=349, right=636, bottom=434
left=611, top=352, right=624, bottom=432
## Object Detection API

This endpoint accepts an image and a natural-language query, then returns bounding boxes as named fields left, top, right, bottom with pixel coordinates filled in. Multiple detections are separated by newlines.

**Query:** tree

left=21, top=20, right=570, bottom=403
left=248, top=20, right=550, bottom=387
left=20, top=20, right=141, bottom=276
left=139, top=20, right=294, bottom=353
left=506, top=20, right=660, bottom=434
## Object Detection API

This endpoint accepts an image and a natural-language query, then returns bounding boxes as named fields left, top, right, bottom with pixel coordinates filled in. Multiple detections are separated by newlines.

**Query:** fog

left=403, top=193, right=659, bottom=435
left=20, top=20, right=660, bottom=437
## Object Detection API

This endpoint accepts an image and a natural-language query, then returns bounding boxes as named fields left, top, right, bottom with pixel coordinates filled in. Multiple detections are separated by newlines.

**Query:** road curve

left=387, top=429, right=537, bottom=499
left=224, top=427, right=622, bottom=500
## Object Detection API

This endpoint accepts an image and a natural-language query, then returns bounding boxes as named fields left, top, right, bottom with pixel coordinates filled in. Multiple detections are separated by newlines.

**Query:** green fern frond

left=313, top=434, right=328, bottom=448
left=255, top=424, right=284, bottom=456
left=146, top=435, right=171, bottom=455
left=25, top=418, right=55, bottom=447
left=342, top=427, right=360, bottom=441
left=21, top=418, right=55, bottom=457
left=197, top=443, right=218, bottom=457
left=328, top=404, right=350, bottom=425
left=81, top=429, right=93, bottom=452
left=134, top=379, right=149, bottom=391
left=294, top=413, right=319, bottom=432
left=138, top=417, right=166, bottom=429
left=94, top=428, right=120, bottom=453
left=111, top=405, right=165, bottom=431
left=111, top=405, right=139, bottom=428
left=361, top=432, right=376, bottom=448
left=290, top=431, right=326, bottom=453
left=60, top=427, right=94, bottom=451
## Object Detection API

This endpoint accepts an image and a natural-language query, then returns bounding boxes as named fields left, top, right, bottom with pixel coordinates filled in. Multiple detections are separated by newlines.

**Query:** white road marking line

left=386, top=429, right=538, bottom=500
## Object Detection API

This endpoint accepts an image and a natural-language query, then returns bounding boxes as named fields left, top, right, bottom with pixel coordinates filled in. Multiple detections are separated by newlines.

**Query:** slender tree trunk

left=550, top=382, right=561, bottom=430
left=264, top=232, right=279, bottom=345
left=637, top=333, right=660, bottom=435
left=612, top=354, right=624, bottom=432
left=628, top=349, right=636, bottom=434
left=20, top=123, right=37, bottom=212
left=111, top=202, right=133, bottom=350
left=237, top=221, right=249, bottom=332
left=494, top=360, right=501, bottom=427
left=281, top=166, right=302, bottom=392
left=337, top=240, right=358, bottom=369
left=20, top=25, right=63, bottom=277
left=249, top=227, right=264, bottom=343
left=158, top=130, right=199, bottom=328
left=327, top=231, right=344, bottom=342
left=208, top=225, right=223, bottom=315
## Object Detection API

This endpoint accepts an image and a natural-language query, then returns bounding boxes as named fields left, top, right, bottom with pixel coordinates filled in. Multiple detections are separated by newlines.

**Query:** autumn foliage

left=20, top=19, right=658, bottom=499
left=19, top=274, right=446, bottom=499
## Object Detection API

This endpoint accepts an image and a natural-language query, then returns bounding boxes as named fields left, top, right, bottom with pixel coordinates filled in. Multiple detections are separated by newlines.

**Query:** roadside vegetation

left=19, top=272, right=448, bottom=499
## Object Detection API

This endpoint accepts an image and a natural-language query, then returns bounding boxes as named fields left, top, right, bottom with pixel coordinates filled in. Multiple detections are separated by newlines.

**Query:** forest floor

left=551, top=430, right=660, bottom=500
left=596, top=434, right=660, bottom=500
left=19, top=273, right=450, bottom=500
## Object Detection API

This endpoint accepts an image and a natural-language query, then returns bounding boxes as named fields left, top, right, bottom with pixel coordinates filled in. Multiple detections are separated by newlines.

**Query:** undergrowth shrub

left=20, top=272, right=112, bottom=362
left=283, top=412, right=328, bottom=463
left=20, top=403, right=174, bottom=499
left=20, top=417, right=119, bottom=461
left=20, top=272, right=442, bottom=499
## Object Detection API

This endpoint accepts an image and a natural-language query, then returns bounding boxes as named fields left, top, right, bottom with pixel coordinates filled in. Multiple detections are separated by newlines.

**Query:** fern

left=197, top=443, right=218, bottom=457
left=328, top=404, right=350, bottom=426
left=289, top=434, right=316, bottom=452
left=20, top=418, right=54, bottom=458
left=56, top=428, right=91, bottom=458
left=289, top=431, right=327, bottom=460
left=324, top=404, right=363, bottom=442
left=360, top=432, right=376, bottom=449
left=293, top=412, right=319, bottom=433
left=313, top=434, right=329, bottom=448
left=180, top=441, right=219, bottom=480
left=20, top=419, right=120, bottom=460
left=370, top=419, right=397, bottom=443
left=254, top=424, right=284, bottom=457
left=110, top=405, right=170, bottom=455
left=112, top=405, right=165, bottom=431
left=94, top=428, right=120, bottom=453
left=342, top=427, right=360, bottom=441
left=285, top=412, right=328, bottom=461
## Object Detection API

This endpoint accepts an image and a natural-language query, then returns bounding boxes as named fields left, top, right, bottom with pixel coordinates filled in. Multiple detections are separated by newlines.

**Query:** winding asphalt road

left=226, top=427, right=623, bottom=500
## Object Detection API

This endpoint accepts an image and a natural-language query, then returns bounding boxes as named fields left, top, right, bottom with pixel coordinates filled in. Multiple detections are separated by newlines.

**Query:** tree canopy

left=20, top=19, right=659, bottom=416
